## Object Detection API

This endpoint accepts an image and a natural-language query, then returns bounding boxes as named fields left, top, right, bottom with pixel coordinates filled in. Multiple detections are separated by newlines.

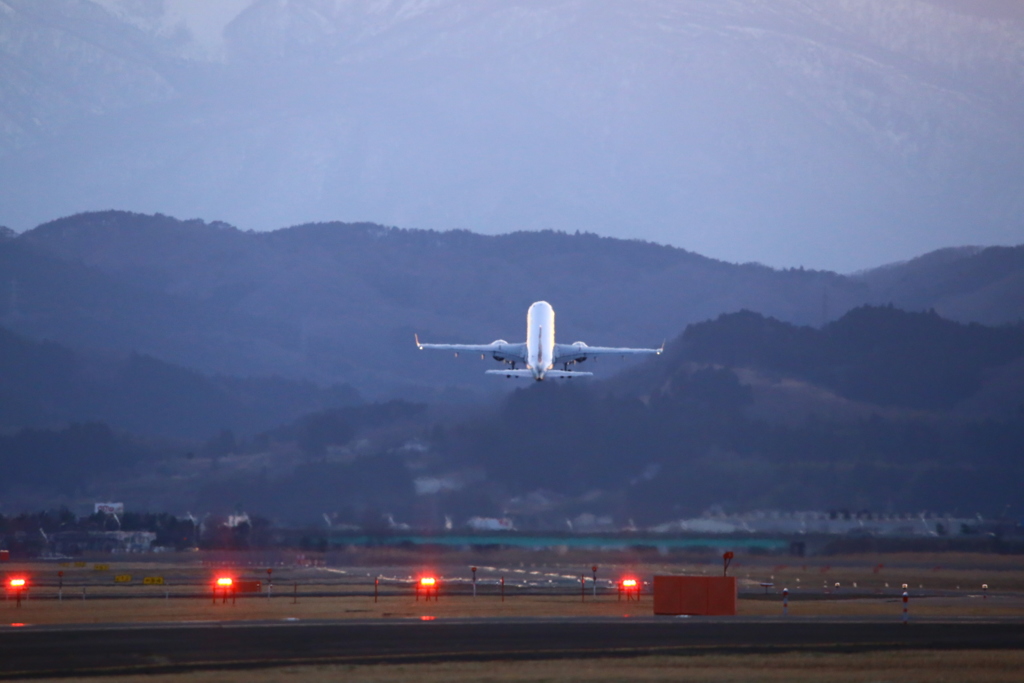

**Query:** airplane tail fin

left=485, top=369, right=534, bottom=378
left=484, top=369, right=594, bottom=379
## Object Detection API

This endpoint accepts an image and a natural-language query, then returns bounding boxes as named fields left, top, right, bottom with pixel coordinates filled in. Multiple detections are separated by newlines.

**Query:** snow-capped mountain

left=1, top=0, right=1022, bottom=270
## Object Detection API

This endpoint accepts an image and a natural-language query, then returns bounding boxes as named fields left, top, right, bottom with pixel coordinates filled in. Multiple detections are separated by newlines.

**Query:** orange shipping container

left=653, top=576, right=736, bottom=615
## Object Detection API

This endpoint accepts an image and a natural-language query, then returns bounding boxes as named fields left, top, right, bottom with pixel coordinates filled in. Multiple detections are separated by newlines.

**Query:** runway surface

left=2, top=617, right=1023, bottom=678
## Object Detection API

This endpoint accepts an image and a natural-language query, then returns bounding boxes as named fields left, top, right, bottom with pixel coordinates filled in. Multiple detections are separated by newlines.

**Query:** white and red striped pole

left=783, top=587, right=789, bottom=616
left=902, top=591, right=909, bottom=624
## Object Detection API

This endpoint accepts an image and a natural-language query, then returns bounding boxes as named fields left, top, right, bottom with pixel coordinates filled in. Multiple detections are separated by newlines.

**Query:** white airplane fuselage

left=525, top=300, right=556, bottom=379
left=414, top=301, right=661, bottom=380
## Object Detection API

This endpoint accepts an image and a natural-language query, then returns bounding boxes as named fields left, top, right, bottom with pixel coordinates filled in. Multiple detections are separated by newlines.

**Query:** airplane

left=415, top=301, right=662, bottom=380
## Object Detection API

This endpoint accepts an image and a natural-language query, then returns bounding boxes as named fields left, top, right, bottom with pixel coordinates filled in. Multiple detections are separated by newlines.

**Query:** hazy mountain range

left=3, top=210, right=1023, bottom=401
left=0, top=210, right=1021, bottom=521
left=3, top=0, right=1023, bottom=523
left=2, top=0, right=1023, bottom=269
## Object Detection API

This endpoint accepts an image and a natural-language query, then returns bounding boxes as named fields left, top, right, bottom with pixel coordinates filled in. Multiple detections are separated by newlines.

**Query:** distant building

left=649, top=511, right=980, bottom=537
left=226, top=513, right=250, bottom=528
left=94, top=502, right=124, bottom=515
left=466, top=517, right=515, bottom=531
left=52, top=530, right=155, bottom=555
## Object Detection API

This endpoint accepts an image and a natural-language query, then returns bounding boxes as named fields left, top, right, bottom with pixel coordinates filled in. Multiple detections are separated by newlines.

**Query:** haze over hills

left=7, top=211, right=1024, bottom=400
left=0, top=324, right=360, bottom=439
left=5, top=301, right=1019, bottom=525
left=2, top=0, right=1023, bottom=270
left=2, top=210, right=1023, bottom=522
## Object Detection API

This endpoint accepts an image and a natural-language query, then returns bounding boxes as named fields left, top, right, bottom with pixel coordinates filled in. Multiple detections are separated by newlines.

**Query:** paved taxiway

left=1, top=617, right=1023, bottom=678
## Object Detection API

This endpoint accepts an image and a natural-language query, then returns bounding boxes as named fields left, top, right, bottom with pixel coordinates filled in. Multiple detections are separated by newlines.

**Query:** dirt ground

left=25, top=650, right=1024, bottom=683
left=3, top=592, right=1024, bottom=625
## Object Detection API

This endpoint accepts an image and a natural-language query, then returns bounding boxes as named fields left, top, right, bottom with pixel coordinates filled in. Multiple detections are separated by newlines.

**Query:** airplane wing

left=553, top=341, right=663, bottom=364
left=415, top=334, right=528, bottom=362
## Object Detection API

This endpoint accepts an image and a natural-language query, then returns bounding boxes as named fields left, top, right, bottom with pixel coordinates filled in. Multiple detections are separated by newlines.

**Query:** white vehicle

left=415, top=301, right=662, bottom=380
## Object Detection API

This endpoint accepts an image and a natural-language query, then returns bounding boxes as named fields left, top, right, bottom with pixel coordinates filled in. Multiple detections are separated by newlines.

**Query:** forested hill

left=655, top=306, right=1024, bottom=413
left=2, top=302, right=1022, bottom=522
left=0, top=325, right=360, bottom=440
left=9, top=211, right=1024, bottom=398
left=419, top=306, right=1024, bottom=525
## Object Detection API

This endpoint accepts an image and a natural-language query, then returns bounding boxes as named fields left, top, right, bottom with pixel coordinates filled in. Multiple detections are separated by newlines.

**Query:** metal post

left=471, top=567, right=477, bottom=598
left=374, top=577, right=379, bottom=603
left=592, top=565, right=598, bottom=597
left=783, top=588, right=789, bottom=616
left=902, top=591, right=909, bottom=624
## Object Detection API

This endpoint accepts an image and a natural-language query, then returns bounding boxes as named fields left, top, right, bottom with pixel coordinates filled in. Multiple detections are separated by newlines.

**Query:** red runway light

left=621, top=579, right=637, bottom=588
left=216, top=577, right=233, bottom=587
left=419, top=577, right=436, bottom=587
left=8, top=578, right=26, bottom=588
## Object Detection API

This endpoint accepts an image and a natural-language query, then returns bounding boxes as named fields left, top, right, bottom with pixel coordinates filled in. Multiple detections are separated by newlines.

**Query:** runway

left=2, top=617, right=1023, bottom=678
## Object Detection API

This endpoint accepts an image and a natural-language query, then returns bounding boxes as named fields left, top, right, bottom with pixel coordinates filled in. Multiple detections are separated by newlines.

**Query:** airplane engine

left=492, top=340, right=510, bottom=363
left=571, top=341, right=588, bottom=363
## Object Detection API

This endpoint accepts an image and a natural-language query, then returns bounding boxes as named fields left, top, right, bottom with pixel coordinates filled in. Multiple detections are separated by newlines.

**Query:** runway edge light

left=8, top=577, right=27, bottom=607
left=416, top=576, right=439, bottom=602
left=619, top=577, right=640, bottom=601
